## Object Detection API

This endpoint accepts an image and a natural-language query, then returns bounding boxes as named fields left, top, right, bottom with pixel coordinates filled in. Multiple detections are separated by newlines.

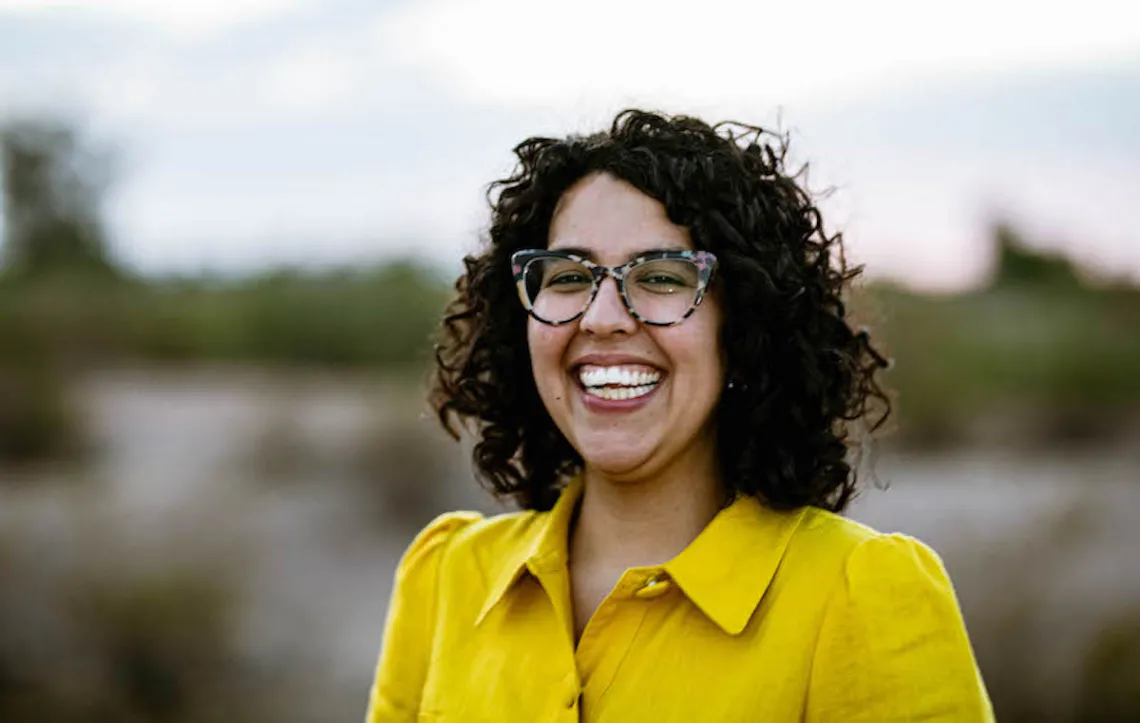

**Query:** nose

left=580, top=276, right=637, bottom=336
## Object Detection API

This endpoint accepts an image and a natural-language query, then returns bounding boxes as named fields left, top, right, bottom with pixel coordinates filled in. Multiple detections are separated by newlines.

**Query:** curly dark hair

left=431, top=109, right=891, bottom=513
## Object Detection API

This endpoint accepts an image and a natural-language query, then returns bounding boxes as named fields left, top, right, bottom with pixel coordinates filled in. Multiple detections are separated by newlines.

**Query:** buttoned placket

left=524, top=552, right=586, bottom=720
left=561, top=670, right=582, bottom=719
left=570, top=567, right=675, bottom=718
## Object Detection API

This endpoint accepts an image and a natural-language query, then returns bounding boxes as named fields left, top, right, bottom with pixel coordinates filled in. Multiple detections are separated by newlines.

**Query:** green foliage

left=125, top=261, right=450, bottom=368
left=2, top=240, right=1139, bottom=458
left=869, top=279, right=1140, bottom=446
left=0, top=260, right=449, bottom=370
left=1, top=119, right=121, bottom=282
left=991, top=223, right=1083, bottom=291
left=0, top=259, right=448, bottom=467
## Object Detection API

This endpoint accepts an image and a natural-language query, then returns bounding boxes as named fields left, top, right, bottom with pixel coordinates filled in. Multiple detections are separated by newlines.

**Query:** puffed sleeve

left=805, top=533, right=995, bottom=722
left=364, top=511, right=483, bottom=723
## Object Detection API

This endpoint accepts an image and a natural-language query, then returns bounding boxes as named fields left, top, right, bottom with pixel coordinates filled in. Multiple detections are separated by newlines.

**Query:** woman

left=366, top=110, right=993, bottom=721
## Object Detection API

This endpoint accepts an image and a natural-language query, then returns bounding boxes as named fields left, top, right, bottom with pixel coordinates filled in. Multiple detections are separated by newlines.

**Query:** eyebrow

left=549, top=245, right=690, bottom=262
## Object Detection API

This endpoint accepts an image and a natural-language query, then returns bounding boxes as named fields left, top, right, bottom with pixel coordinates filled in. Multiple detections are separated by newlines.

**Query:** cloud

left=3, top=0, right=1138, bottom=286
left=262, top=43, right=359, bottom=113
left=0, top=0, right=306, bottom=37
left=377, top=0, right=1140, bottom=112
left=0, top=4, right=399, bottom=130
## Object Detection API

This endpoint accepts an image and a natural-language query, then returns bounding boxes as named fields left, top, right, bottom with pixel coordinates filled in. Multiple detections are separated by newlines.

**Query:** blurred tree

left=0, top=119, right=121, bottom=281
left=991, top=222, right=1082, bottom=290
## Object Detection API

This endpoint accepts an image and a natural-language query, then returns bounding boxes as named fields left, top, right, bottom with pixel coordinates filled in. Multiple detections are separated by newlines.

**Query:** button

left=562, top=674, right=580, bottom=709
left=634, top=574, right=672, bottom=599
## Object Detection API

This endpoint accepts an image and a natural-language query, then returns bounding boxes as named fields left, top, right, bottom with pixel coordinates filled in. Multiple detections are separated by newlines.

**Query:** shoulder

left=795, top=506, right=946, bottom=568
left=395, top=508, right=544, bottom=580
left=792, top=509, right=968, bottom=646
left=798, top=512, right=993, bottom=719
left=793, top=506, right=880, bottom=552
left=787, top=506, right=956, bottom=601
left=395, top=511, right=482, bottom=570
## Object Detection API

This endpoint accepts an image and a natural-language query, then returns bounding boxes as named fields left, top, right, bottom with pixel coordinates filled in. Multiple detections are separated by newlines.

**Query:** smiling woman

left=364, top=110, right=994, bottom=721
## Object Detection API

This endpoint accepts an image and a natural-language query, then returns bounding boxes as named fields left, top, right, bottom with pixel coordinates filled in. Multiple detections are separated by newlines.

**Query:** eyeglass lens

left=521, top=256, right=702, bottom=324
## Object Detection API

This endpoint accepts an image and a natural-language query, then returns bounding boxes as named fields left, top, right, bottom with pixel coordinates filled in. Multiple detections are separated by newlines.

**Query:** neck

left=569, top=444, right=726, bottom=572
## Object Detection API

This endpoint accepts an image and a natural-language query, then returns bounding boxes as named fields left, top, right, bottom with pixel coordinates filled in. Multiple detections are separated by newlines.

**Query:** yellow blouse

left=365, top=477, right=994, bottom=722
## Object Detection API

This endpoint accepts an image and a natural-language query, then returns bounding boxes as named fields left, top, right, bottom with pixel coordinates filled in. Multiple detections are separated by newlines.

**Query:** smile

left=577, top=364, right=662, bottom=401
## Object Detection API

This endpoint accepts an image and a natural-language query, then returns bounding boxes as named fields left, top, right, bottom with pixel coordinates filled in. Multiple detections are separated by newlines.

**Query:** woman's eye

left=642, top=275, right=684, bottom=286
left=546, top=272, right=589, bottom=286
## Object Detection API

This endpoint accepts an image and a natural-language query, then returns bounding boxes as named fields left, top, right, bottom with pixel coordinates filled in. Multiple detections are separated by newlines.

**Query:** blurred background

left=1, top=1, right=1138, bottom=721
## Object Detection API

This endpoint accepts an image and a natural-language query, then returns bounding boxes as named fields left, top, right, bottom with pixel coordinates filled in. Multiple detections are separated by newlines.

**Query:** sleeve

left=364, top=511, right=483, bottom=723
left=805, top=533, right=995, bottom=722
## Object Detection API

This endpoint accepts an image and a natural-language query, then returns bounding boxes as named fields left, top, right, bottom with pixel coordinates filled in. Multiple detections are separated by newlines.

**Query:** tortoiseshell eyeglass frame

left=510, top=249, right=718, bottom=327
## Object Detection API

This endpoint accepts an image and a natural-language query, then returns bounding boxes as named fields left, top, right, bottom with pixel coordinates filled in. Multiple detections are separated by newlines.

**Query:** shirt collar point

left=475, top=476, right=582, bottom=626
left=666, top=500, right=810, bottom=636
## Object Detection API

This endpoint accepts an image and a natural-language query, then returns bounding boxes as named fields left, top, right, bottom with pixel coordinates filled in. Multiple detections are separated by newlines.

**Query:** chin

left=579, top=446, right=656, bottom=480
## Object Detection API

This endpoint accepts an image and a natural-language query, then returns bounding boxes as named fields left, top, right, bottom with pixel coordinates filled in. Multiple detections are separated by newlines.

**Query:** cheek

left=699, top=301, right=727, bottom=384
left=527, top=321, right=572, bottom=388
left=667, top=313, right=724, bottom=385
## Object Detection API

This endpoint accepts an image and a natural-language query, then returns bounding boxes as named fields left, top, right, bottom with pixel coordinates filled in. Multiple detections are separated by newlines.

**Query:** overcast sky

left=1, top=0, right=1138, bottom=288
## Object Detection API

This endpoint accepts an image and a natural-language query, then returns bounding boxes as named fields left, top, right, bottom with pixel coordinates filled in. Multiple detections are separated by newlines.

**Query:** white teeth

left=577, top=364, right=662, bottom=391
left=584, top=384, right=657, bottom=401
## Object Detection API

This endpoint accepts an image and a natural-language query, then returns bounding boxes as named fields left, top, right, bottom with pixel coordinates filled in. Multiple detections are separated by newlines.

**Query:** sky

left=0, top=0, right=1138, bottom=289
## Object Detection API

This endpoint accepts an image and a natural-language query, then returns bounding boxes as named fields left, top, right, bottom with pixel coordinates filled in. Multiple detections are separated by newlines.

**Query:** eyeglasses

left=510, top=249, right=718, bottom=326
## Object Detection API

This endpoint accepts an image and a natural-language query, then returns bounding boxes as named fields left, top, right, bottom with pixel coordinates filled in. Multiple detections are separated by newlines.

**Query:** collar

left=475, top=476, right=808, bottom=635
left=663, top=493, right=808, bottom=634
left=475, top=476, right=583, bottom=626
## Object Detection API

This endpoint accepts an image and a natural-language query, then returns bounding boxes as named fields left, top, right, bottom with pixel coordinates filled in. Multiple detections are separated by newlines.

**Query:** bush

left=0, top=359, right=82, bottom=469
left=1075, top=608, right=1140, bottom=722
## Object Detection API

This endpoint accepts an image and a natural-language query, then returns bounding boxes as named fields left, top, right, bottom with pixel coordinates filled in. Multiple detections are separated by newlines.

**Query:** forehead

left=548, top=173, right=692, bottom=262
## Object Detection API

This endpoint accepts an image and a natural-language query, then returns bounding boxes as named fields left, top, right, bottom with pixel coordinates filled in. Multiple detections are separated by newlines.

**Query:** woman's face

left=528, top=172, right=725, bottom=482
